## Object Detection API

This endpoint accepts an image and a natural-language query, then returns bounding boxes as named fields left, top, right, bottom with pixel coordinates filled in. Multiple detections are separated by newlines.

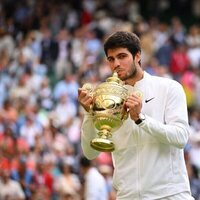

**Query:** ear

left=134, top=52, right=141, bottom=67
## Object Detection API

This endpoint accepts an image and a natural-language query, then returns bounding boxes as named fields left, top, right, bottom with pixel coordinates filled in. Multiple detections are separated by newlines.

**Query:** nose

left=113, top=59, right=120, bottom=71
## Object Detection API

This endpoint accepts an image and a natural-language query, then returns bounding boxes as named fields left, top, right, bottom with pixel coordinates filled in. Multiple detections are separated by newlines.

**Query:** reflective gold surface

left=82, top=72, right=128, bottom=152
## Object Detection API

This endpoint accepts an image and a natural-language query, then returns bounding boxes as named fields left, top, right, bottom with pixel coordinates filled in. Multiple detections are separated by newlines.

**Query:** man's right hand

left=78, top=88, right=93, bottom=112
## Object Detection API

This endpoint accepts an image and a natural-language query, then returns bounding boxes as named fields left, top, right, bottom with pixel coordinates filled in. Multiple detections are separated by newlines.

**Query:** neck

left=125, top=69, right=144, bottom=86
left=3, top=178, right=9, bottom=184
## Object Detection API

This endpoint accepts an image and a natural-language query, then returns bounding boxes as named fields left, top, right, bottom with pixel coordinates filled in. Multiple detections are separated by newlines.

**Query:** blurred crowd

left=0, top=0, right=200, bottom=199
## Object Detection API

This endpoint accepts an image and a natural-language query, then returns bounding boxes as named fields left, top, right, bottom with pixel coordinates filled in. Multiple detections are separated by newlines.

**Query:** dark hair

left=104, top=31, right=141, bottom=58
left=79, top=156, right=91, bottom=168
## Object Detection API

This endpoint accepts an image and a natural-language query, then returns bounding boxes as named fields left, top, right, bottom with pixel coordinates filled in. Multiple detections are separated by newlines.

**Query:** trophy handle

left=121, top=107, right=129, bottom=120
left=120, top=90, right=143, bottom=120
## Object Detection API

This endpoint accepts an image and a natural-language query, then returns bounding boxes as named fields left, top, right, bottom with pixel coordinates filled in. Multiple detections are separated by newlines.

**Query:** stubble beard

left=121, top=63, right=137, bottom=82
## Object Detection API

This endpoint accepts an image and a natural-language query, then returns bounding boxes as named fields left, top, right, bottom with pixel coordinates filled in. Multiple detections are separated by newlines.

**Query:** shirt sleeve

left=139, top=80, right=190, bottom=149
left=81, top=113, right=100, bottom=159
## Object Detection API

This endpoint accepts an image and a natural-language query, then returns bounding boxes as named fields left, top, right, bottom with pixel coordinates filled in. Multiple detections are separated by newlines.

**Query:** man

left=79, top=156, right=108, bottom=200
left=11, top=157, right=35, bottom=199
left=0, top=159, right=25, bottom=200
left=78, top=31, right=194, bottom=199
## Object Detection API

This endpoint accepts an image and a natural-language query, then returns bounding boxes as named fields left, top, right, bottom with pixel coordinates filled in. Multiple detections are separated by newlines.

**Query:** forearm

left=139, top=80, right=190, bottom=149
left=81, top=114, right=100, bottom=159
left=139, top=115, right=190, bottom=148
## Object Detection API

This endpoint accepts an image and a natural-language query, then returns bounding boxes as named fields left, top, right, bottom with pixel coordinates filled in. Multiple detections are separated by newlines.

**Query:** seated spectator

left=79, top=156, right=108, bottom=200
left=19, top=114, right=42, bottom=149
left=0, top=99, right=18, bottom=123
left=0, top=158, right=25, bottom=200
left=33, top=159, right=54, bottom=198
left=11, top=157, right=35, bottom=199
left=170, top=41, right=190, bottom=80
left=54, top=160, right=81, bottom=200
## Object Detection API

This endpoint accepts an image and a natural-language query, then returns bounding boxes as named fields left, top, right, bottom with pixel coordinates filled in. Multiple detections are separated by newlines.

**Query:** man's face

left=106, top=48, right=139, bottom=82
left=1, top=169, right=10, bottom=182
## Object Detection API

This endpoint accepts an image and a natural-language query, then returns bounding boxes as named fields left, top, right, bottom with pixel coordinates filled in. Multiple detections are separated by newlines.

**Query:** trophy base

left=90, top=138, right=115, bottom=152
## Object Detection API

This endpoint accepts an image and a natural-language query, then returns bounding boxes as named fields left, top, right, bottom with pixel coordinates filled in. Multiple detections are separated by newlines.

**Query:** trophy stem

left=90, top=125, right=115, bottom=152
left=99, top=125, right=112, bottom=138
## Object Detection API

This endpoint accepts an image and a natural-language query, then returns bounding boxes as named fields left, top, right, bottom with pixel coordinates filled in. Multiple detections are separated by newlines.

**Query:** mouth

left=116, top=70, right=122, bottom=77
left=114, top=68, right=120, bottom=74
left=114, top=67, right=120, bottom=73
left=116, top=71, right=126, bottom=81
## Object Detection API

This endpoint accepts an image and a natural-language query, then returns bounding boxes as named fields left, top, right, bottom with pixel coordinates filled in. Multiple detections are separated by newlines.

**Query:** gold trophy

left=82, top=72, right=129, bottom=152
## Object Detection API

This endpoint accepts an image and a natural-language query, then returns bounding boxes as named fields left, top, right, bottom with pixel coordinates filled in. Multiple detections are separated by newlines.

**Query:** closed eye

left=107, top=57, right=114, bottom=63
left=107, top=53, right=128, bottom=62
left=117, top=53, right=127, bottom=59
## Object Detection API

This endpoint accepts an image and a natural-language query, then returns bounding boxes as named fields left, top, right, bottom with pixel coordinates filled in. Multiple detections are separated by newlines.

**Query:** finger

left=128, top=94, right=141, bottom=102
left=78, top=88, right=86, bottom=95
left=81, top=95, right=93, bottom=104
left=78, top=88, right=83, bottom=95
left=125, top=101, right=140, bottom=110
left=78, top=89, right=90, bottom=100
left=80, top=97, right=93, bottom=112
left=84, top=97, right=93, bottom=105
left=125, top=97, right=141, bottom=107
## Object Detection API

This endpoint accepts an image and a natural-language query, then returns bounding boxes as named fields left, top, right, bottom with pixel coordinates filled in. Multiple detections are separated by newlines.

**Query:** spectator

left=170, top=41, right=190, bottom=80
left=19, top=114, right=42, bottom=149
left=98, top=164, right=116, bottom=200
left=0, top=124, right=17, bottom=158
left=54, top=28, right=73, bottom=79
left=0, top=159, right=25, bottom=200
left=0, top=99, right=18, bottom=123
left=9, top=75, right=31, bottom=103
left=54, top=160, right=81, bottom=200
left=53, top=73, right=79, bottom=104
left=11, top=157, right=35, bottom=199
left=33, top=159, right=54, bottom=198
left=79, top=156, right=108, bottom=200
left=40, top=27, right=58, bottom=74
left=51, top=94, right=77, bottom=130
